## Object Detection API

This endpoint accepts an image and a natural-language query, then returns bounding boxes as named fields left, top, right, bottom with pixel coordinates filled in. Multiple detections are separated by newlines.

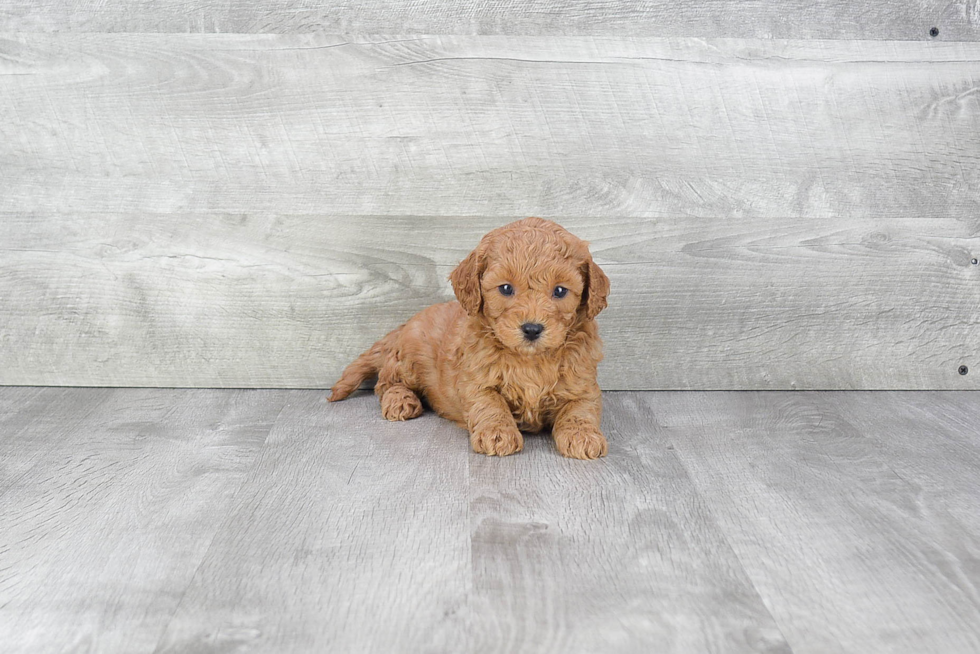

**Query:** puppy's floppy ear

left=449, top=245, right=485, bottom=316
left=582, top=255, right=610, bottom=320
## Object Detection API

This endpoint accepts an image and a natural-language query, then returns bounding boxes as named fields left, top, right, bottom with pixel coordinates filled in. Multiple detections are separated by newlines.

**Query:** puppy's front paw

left=470, top=426, right=524, bottom=457
left=554, top=426, right=608, bottom=460
left=381, top=386, right=423, bottom=421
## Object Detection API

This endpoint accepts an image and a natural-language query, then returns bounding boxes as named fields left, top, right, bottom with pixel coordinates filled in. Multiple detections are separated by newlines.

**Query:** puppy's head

left=449, top=217, right=609, bottom=354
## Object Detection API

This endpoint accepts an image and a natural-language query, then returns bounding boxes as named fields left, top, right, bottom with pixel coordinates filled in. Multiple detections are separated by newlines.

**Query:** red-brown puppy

left=329, top=217, right=610, bottom=459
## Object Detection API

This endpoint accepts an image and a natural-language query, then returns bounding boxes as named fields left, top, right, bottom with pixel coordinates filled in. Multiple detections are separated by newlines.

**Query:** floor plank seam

left=658, top=426, right=799, bottom=654
left=0, top=389, right=112, bottom=505
left=147, top=390, right=291, bottom=654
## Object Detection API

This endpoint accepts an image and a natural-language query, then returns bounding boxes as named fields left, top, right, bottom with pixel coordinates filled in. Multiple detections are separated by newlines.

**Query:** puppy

left=329, top=217, right=610, bottom=459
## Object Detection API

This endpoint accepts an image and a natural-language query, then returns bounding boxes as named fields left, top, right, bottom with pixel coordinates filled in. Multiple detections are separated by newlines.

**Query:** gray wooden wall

left=1, top=4, right=978, bottom=390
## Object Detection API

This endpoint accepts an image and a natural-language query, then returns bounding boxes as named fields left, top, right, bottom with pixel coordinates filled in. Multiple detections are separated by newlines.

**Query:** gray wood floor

left=1, top=388, right=979, bottom=653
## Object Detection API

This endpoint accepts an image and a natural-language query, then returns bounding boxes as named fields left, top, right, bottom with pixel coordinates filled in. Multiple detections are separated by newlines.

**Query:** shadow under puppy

left=329, top=217, right=610, bottom=459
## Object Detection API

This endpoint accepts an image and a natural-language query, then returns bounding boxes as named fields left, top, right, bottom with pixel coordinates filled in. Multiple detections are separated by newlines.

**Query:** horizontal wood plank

left=1, top=35, right=979, bottom=220
left=2, top=34, right=978, bottom=389
left=1, top=213, right=976, bottom=389
left=0, top=1, right=977, bottom=40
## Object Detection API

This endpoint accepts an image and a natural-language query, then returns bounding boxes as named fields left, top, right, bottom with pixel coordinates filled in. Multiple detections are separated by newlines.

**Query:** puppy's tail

left=328, top=339, right=386, bottom=402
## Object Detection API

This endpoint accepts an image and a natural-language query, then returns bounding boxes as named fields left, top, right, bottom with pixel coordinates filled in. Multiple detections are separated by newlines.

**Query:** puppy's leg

left=380, top=384, right=423, bottom=421
left=552, top=397, right=607, bottom=459
left=466, top=390, right=523, bottom=456
left=376, top=360, right=423, bottom=421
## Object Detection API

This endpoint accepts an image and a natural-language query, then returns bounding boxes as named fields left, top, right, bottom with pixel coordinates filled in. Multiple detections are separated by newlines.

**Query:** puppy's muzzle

left=521, top=323, right=544, bottom=341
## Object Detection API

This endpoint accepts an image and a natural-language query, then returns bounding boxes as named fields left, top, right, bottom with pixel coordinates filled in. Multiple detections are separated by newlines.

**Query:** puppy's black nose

left=521, top=323, right=544, bottom=341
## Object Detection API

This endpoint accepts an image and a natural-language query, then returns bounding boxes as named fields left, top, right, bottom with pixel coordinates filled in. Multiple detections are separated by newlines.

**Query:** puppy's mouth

left=512, top=329, right=559, bottom=354
left=516, top=339, right=544, bottom=352
left=488, top=321, right=563, bottom=354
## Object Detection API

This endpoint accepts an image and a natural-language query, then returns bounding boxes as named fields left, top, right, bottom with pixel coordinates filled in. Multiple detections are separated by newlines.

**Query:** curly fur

left=329, top=217, right=610, bottom=459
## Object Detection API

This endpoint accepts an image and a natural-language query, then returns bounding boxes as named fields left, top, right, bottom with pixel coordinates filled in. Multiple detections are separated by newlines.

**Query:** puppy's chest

left=498, top=365, right=568, bottom=432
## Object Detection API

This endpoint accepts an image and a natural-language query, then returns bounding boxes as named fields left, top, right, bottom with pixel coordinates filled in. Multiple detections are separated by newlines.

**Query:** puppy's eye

left=499, top=284, right=515, bottom=296
left=553, top=286, right=568, bottom=299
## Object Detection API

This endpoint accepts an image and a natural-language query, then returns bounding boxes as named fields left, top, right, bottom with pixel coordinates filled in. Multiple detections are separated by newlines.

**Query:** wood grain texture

left=466, top=392, right=790, bottom=653
left=0, top=388, right=288, bottom=654
left=154, top=391, right=472, bottom=653
left=0, top=387, right=113, bottom=496
left=1, top=0, right=978, bottom=40
left=123, top=391, right=791, bottom=653
left=1, top=213, right=977, bottom=390
left=1, top=35, right=979, bottom=220
left=828, top=392, right=980, bottom=536
left=656, top=391, right=980, bottom=653
left=3, top=34, right=979, bottom=389
left=4, top=387, right=980, bottom=652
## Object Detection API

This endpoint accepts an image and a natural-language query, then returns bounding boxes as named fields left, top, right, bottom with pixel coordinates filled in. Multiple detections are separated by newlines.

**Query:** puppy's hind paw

left=381, top=386, right=423, bottom=421
left=554, top=427, right=608, bottom=460
left=470, top=426, right=524, bottom=457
